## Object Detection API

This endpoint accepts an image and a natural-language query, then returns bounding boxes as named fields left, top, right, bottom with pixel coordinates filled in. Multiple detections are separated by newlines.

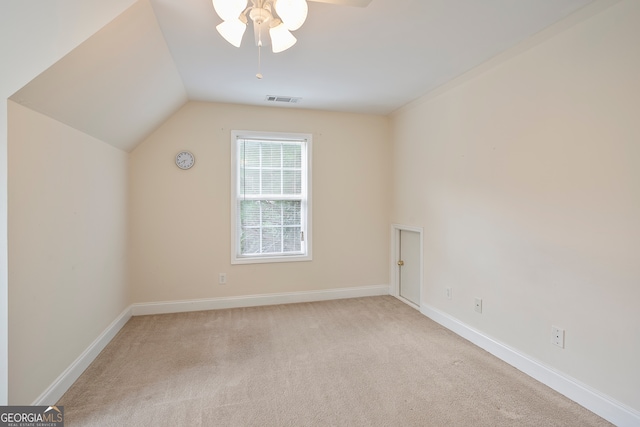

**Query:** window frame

left=230, top=130, right=312, bottom=264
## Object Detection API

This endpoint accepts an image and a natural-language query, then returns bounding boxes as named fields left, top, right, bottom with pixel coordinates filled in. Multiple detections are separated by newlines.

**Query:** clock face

left=176, top=151, right=195, bottom=170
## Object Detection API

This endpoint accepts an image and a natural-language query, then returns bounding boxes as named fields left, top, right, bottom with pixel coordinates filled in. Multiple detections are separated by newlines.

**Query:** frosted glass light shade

left=275, top=0, right=308, bottom=31
left=269, top=23, right=297, bottom=53
left=212, top=0, right=247, bottom=21
left=217, top=19, right=247, bottom=47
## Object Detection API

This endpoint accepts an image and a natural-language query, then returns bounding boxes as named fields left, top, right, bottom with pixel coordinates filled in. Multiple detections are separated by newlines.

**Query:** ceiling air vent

left=265, top=95, right=301, bottom=104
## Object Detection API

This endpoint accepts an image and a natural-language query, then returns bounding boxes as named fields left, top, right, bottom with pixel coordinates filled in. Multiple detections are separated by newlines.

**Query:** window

left=231, top=130, right=311, bottom=264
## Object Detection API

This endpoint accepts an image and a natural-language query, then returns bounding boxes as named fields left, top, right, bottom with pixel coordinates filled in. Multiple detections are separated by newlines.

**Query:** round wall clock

left=175, top=151, right=195, bottom=170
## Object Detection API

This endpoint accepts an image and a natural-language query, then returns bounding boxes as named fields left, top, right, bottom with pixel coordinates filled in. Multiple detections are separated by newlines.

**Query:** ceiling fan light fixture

left=212, top=0, right=248, bottom=21
left=269, top=23, right=297, bottom=53
left=212, top=0, right=330, bottom=54
left=275, top=0, right=308, bottom=31
left=216, top=19, right=247, bottom=48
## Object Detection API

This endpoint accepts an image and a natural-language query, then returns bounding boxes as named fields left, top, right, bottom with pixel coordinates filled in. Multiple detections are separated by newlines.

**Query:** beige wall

left=390, top=0, right=640, bottom=411
left=8, top=102, right=129, bottom=404
left=0, top=0, right=137, bottom=403
left=130, top=102, right=390, bottom=303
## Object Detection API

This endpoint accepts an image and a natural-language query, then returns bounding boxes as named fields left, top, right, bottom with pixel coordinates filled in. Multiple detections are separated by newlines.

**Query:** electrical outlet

left=474, top=298, right=482, bottom=313
left=219, top=273, right=227, bottom=285
left=552, top=326, right=565, bottom=348
left=446, top=287, right=452, bottom=300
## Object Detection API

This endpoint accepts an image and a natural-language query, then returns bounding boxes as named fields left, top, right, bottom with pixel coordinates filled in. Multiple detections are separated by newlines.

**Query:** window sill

left=231, top=254, right=312, bottom=265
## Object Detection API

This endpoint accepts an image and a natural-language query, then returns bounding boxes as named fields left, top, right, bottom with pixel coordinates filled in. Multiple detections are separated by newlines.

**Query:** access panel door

left=398, top=229, right=421, bottom=306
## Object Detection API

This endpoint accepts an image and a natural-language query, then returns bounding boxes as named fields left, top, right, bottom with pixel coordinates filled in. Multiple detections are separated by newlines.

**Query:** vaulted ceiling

left=11, top=0, right=597, bottom=151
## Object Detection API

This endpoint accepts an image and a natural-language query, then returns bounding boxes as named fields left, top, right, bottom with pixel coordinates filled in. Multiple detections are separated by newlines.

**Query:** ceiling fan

left=212, top=0, right=372, bottom=54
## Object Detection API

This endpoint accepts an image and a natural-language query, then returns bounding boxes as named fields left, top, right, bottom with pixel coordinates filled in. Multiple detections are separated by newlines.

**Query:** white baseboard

left=420, top=303, right=640, bottom=427
left=32, top=306, right=132, bottom=406
left=131, top=285, right=390, bottom=316
left=32, top=286, right=388, bottom=405
left=30, top=288, right=637, bottom=426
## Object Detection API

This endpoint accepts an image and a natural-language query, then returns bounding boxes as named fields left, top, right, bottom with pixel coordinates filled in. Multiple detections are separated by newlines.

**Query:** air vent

left=265, top=95, right=301, bottom=104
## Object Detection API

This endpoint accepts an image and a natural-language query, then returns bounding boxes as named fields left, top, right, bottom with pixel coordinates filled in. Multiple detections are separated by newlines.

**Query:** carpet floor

left=57, top=296, right=611, bottom=426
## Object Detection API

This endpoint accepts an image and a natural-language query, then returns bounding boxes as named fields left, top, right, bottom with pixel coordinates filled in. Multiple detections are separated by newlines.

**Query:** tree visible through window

left=231, top=131, right=311, bottom=263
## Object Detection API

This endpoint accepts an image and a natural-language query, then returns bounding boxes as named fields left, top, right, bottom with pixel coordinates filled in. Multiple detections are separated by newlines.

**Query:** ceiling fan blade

left=307, top=0, right=372, bottom=7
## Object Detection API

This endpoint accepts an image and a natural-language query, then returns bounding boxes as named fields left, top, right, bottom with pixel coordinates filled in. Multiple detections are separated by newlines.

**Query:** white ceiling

left=11, top=0, right=598, bottom=151
left=153, top=0, right=597, bottom=112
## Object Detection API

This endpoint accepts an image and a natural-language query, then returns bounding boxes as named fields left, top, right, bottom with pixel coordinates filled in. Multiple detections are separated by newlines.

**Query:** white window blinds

left=231, top=131, right=311, bottom=263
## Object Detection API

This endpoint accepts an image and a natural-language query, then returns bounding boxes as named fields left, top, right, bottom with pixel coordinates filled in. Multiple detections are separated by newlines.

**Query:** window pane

left=283, top=170, right=301, bottom=194
left=283, top=144, right=301, bottom=168
left=240, top=169, right=260, bottom=195
left=241, top=141, right=261, bottom=167
left=262, top=227, right=282, bottom=253
left=262, top=170, right=281, bottom=194
left=240, top=201, right=260, bottom=227
left=262, top=201, right=282, bottom=226
left=262, top=143, right=281, bottom=168
left=282, top=201, right=301, bottom=225
left=283, top=227, right=301, bottom=252
left=241, top=228, right=260, bottom=254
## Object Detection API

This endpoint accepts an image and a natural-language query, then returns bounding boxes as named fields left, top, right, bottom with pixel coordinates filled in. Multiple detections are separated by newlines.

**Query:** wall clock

left=175, top=151, right=195, bottom=170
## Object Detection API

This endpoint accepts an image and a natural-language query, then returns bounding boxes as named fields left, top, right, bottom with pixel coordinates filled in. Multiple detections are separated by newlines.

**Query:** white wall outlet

left=474, top=298, right=482, bottom=313
left=446, top=287, right=452, bottom=300
left=552, top=326, right=565, bottom=348
left=219, top=273, right=227, bottom=285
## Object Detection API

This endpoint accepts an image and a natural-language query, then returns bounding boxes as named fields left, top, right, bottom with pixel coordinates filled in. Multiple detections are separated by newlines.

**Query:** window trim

left=230, top=130, right=312, bottom=265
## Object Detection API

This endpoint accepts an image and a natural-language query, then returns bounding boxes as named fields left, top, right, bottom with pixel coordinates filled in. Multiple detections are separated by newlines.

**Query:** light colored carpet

left=58, top=296, right=611, bottom=426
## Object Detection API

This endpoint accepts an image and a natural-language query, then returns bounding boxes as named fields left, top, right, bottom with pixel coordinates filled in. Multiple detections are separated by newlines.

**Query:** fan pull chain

left=256, top=20, right=263, bottom=79
left=257, top=44, right=263, bottom=79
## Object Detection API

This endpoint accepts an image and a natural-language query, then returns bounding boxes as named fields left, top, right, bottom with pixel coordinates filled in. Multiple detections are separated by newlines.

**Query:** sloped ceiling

left=10, top=0, right=187, bottom=152
left=11, top=0, right=599, bottom=152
